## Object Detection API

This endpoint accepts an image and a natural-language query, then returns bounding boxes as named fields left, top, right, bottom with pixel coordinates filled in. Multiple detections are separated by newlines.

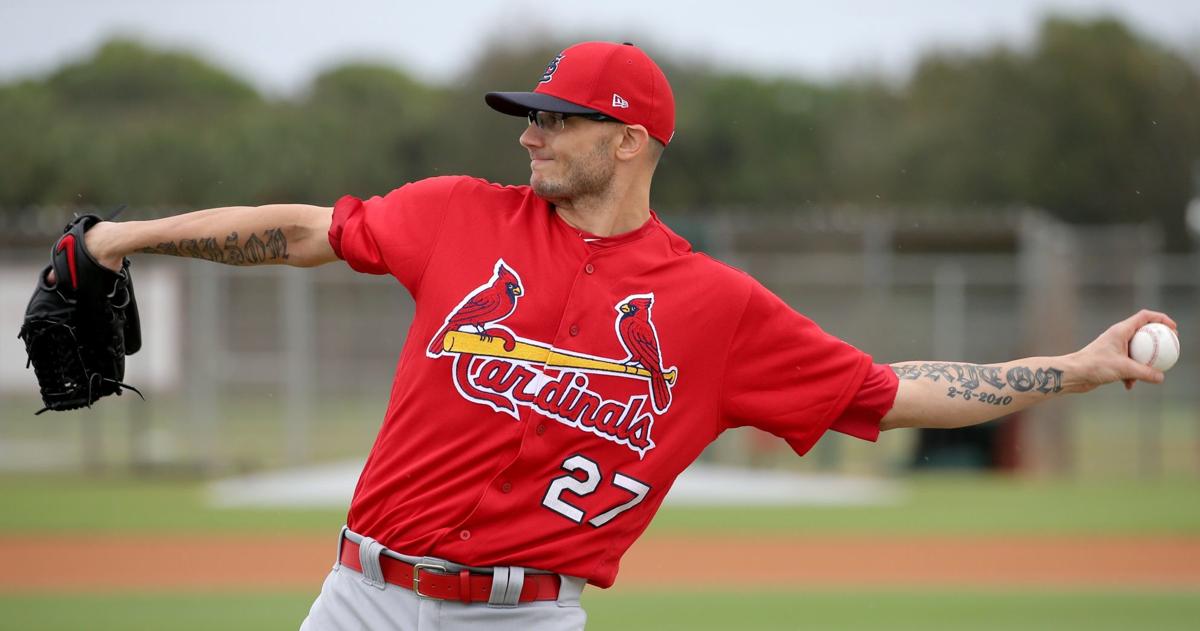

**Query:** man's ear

left=615, top=124, right=651, bottom=162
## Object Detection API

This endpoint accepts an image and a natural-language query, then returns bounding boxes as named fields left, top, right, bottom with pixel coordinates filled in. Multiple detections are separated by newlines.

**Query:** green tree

left=894, top=17, right=1200, bottom=239
left=16, top=39, right=262, bottom=210
left=1, top=20, right=1196, bottom=239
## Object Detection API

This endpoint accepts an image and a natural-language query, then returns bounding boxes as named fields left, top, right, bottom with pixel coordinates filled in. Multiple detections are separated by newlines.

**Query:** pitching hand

left=1070, top=310, right=1176, bottom=393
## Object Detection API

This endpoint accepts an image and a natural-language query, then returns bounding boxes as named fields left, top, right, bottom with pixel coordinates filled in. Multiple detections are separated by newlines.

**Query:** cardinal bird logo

left=428, top=259, right=524, bottom=356
left=430, top=270, right=677, bottom=457
left=616, top=294, right=676, bottom=414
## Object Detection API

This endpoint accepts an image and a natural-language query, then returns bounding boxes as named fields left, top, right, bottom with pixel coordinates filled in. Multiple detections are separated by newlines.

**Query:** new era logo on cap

left=484, top=42, right=676, bottom=146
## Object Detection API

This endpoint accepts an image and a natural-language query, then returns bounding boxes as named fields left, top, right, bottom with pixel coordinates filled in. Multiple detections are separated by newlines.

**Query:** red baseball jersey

left=328, top=176, right=898, bottom=588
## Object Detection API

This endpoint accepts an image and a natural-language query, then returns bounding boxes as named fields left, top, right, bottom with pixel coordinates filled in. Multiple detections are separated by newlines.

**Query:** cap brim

left=485, top=91, right=601, bottom=117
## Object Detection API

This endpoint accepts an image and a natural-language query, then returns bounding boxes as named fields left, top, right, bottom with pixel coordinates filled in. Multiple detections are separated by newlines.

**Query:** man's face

left=519, top=113, right=620, bottom=202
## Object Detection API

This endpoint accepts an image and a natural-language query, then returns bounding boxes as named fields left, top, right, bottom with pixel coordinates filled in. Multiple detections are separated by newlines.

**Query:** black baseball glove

left=18, top=214, right=143, bottom=414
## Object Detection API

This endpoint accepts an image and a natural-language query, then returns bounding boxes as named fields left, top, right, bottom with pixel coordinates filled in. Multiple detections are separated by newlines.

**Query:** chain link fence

left=1, top=209, right=1194, bottom=479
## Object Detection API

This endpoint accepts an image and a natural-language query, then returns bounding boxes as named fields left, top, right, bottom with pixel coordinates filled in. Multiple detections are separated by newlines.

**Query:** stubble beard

left=531, top=141, right=616, bottom=203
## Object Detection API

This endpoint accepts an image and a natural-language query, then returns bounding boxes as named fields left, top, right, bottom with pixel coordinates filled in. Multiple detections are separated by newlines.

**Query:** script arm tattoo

left=138, top=228, right=290, bottom=265
left=892, top=362, right=1064, bottom=407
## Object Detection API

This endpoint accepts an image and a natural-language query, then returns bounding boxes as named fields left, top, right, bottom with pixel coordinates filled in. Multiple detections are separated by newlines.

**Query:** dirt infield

left=2, top=534, right=1198, bottom=592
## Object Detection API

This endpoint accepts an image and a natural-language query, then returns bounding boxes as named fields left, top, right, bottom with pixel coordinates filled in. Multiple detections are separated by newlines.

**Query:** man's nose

left=519, top=123, right=543, bottom=149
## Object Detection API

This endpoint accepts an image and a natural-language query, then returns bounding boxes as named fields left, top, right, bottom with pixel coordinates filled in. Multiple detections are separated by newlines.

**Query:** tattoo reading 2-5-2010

left=137, top=227, right=289, bottom=265
left=892, top=362, right=1064, bottom=404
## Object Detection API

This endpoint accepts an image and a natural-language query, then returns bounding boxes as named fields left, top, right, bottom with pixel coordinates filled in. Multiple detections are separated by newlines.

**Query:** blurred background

left=1, top=1, right=1198, bottom=630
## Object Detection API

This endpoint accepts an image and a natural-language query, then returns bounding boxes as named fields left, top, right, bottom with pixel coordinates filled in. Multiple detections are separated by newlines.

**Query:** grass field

left=1, top=473, right=1197, bottom=536
left=0, top=473, right=1196, bottom=630
left=1, top=590, right=1198, bottom=631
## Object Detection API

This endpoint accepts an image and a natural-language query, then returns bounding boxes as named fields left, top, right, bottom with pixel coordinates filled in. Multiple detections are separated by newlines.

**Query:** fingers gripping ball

left=1129, top=323, right=1180, bottom=372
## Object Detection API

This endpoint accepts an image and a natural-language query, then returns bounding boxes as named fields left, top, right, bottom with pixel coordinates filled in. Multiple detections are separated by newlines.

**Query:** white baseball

left=1128, top=323, right=1180, bottom=371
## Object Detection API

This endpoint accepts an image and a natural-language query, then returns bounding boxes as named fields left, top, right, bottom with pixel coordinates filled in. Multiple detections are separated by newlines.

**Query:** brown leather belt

left=339, top=537, right=561, bottom=604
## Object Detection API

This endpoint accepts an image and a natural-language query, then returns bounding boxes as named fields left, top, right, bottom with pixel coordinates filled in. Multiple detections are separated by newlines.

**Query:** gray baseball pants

left=299, top=528, right=588, bottom=630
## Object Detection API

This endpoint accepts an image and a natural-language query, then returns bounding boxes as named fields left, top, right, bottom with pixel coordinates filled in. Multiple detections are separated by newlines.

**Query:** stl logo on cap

left=539, top=52, right=565, bottom=84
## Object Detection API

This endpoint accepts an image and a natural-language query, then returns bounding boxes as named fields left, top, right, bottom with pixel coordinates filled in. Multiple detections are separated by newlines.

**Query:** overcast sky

left=2, top=0, right=1198, bottom=94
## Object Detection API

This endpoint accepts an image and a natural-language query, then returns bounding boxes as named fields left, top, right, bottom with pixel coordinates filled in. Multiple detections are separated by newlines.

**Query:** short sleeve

left=720, top=281, right=874, bottom=456
left=327, top=176, right=460, bottom=291
left=828, top=363, right=899, bottom=442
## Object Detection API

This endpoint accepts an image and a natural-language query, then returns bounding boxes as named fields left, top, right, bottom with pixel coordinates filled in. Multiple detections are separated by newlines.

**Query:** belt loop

left=506, top=567, right=525, bottom=605
left=357, top=536, right=387, bottom=590
left=487, top=566, right=523, bottom=608
left=556, top=575, right=586, bottom=607
left=488, top=567, right=511, bottom=607
left=333, top=525, right=349, bottom=572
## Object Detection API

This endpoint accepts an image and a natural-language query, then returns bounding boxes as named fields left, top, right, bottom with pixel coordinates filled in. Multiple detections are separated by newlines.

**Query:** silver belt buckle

left=412, top=562, right=448, bottom=598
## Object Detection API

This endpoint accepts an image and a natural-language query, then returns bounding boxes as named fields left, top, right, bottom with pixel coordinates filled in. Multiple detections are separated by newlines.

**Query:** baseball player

left=65, top=42, right=1172, bottom=630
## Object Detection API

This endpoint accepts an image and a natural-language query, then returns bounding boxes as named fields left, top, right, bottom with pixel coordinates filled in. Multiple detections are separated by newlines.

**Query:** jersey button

left=569, top=324, right=580, bottom=336
left=584, top=263, right=595, bottom=274
left=536, top=423, right=547, bottom=435
left=500, top=482, right=513, bottom=493
left=459, top=529, right=471, bottom=541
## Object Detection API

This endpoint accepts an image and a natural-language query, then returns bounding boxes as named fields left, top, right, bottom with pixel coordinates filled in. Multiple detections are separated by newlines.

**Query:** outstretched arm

left=880, top=310, right=1176, bottom=431
left=74, top=204, right=337, bottom=271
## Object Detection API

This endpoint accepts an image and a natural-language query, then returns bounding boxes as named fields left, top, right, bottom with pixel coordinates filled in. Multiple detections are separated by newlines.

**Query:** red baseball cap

left=485, top=41, right=676, bottom=145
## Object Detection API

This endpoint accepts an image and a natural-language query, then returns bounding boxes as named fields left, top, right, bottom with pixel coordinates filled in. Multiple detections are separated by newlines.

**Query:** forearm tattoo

left=891, top=362, right=1063, bottom=407
left=138, top=228, right=289, bottom=265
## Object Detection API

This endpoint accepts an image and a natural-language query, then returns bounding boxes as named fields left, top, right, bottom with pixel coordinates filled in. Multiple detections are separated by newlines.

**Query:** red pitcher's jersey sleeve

left=327, top=176, right=460, bottom=292
left=720, top=281, right=876, bottom=455
left=827, top=362, right=899, bottom=442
